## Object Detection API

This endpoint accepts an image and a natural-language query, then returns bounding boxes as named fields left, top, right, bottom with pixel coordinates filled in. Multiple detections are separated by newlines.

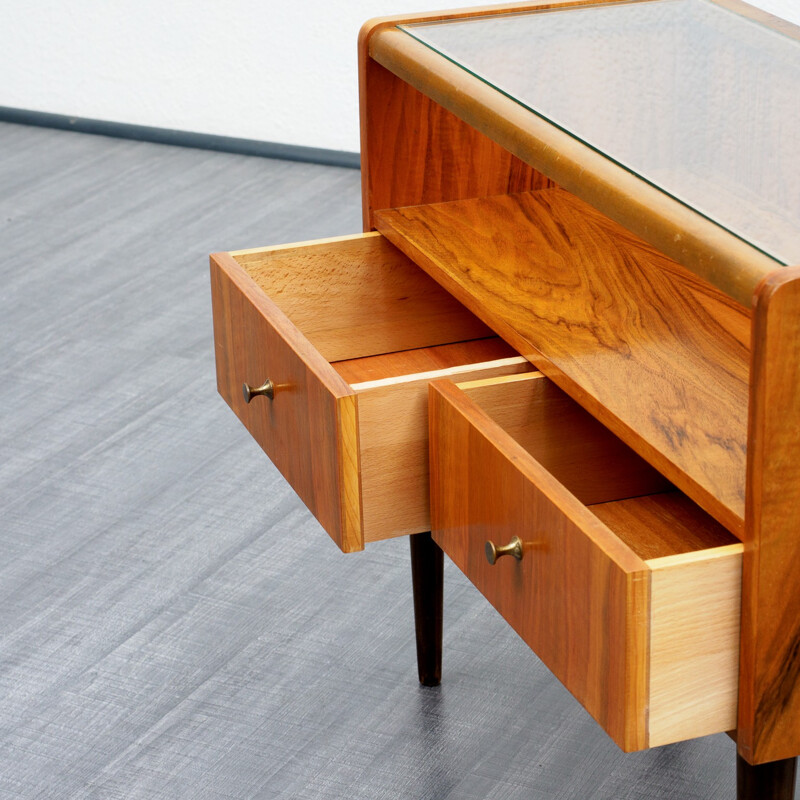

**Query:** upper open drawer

left=210, top=231, right=531, bottom=552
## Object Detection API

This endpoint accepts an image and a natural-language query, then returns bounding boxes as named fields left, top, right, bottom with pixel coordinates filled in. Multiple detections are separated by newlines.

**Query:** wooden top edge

left=646, top=541, right=744, bottom=571
left=429, top=379, right=650, bottom=573
left=369, top=27, right=781, bottom=307
left=349, top=355, right=528, bottom=392
left=710, top=0, right=800, bottom=41
left=227, top=231, right=381, bottom=258
left=358, top=0, right=657, bottom=48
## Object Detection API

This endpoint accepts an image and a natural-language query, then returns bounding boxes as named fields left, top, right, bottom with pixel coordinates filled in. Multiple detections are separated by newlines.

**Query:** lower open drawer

left=429, top=372, right=743, bottom=751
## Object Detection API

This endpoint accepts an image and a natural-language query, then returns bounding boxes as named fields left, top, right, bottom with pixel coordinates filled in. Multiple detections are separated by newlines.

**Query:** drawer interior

left=457, top=373, right=739, bottom=559
left=231, top=231, right=503, bottom=365
left=431, top=372, right=743, bottom=749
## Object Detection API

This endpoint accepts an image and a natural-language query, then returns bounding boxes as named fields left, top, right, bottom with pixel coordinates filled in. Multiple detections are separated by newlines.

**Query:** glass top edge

left=396, top=0, right=800, bottom=266
left=400, top=0, right=800, bottom=46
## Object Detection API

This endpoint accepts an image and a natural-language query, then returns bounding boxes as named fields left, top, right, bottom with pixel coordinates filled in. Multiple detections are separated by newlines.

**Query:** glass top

left=401, top=0, right=800, bottom=265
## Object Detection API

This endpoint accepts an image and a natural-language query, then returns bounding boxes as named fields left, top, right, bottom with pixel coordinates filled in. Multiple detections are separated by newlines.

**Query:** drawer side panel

left=647, top=547, right=742, bottom=747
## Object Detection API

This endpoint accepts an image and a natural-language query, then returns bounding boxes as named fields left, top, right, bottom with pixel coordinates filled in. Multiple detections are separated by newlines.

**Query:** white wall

left=1, top=0, right=798, bottom=154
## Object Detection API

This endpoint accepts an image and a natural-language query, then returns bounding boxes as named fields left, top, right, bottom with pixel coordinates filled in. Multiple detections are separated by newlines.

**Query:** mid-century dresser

left=210, top=1, right=800, bottom=796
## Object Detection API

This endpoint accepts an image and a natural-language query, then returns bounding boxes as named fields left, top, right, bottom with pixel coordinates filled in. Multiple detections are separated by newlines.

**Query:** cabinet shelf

left=375, top=188, right=750, bottom=535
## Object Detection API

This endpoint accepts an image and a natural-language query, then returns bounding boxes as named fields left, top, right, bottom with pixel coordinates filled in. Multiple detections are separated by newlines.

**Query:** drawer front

left=429, top=377, right=650, bottom=751
left=210, top=251, right=361, bottom=552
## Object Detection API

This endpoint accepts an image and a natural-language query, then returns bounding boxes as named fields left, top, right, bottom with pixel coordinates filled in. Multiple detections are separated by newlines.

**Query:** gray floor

left=0, top=121, right=756, bottom=799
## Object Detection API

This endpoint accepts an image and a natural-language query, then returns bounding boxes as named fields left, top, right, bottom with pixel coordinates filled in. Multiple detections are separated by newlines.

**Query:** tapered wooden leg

left=737, top=754, right=797, bottom=800
left=409, top=531, right=443, bottom=687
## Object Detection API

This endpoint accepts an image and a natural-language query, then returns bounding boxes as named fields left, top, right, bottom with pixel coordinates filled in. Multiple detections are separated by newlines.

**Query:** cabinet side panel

left=360, top=59, right=552, bottom=230
left=740, top=267, right=800, bottom=763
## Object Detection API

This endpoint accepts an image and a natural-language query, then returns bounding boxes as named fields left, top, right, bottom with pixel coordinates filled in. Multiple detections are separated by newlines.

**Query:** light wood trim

left=739, top=266, right=800, bottom=764
left=647, top=545, right=742, bottom=747
left=349, top=355, right=526, bottom=391
left=357, top=359, right=533, bottom=541
left=646, top=542, right=744, bottom=570
left=456, top=370, right=540, bottom=391
left=230, top=231, right=383, bottom=257
left=368, top=27, right=781, bottom=306
left=337, top=395, right=363, bottom=553
left=358, top=0, right=653, bottom=44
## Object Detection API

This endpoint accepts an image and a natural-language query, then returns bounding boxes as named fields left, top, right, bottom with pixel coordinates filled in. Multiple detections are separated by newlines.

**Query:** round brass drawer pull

left=485, top=536, right=523, bottom=565
left=242, top=379, right=274, bottom=404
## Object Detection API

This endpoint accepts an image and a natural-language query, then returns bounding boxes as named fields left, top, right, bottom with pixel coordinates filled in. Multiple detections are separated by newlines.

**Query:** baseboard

left=0, top=106, right=361, bottom=169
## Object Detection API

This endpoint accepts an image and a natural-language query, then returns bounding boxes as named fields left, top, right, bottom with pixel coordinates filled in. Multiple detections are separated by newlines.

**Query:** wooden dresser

left=210, top=1, right=800, bottom=796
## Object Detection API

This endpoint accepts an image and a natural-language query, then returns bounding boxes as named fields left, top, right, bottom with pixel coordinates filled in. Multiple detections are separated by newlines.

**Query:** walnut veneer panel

left=740, top=267, right=800, bottom=764
left=376, top=188, right=750, bottom=535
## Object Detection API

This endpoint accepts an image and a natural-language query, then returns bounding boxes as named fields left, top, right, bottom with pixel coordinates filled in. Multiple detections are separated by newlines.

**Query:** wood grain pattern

left=647, top=545, right=742, bottom=747
left=592, top=494, right=737, bottom=561
left=429, top=378, right=649, bottom=751
left=366, top=25, right=780, bottom=305
left=210, top=251, right=362, bottom=552
left=357, top=359, right=531, bottom=542
left=358, top=2, right=615, bottom=230
left=6, top=118, right=753, bottom=800
left=739, top=267, right=800, bottom=764
left=359, top=58, right=551, bottom=231
left=711, top=0, right=800, bottom=41
left=331, top=337, right=516, bottom=384
left=234, top=232, right=492, bottom=362
left=376, top=189, right=751, bottom=535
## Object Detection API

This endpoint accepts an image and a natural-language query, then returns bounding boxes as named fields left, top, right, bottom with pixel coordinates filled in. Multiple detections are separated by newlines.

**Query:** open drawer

left=210, top=232, right=531, bottom=553
left=429, top=372, right=743, bottom=752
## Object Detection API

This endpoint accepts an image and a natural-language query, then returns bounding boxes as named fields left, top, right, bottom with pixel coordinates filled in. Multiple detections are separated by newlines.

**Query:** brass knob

left=485, top=536, right=523, bottom=565
left=242, top=379, right=274, bottom=403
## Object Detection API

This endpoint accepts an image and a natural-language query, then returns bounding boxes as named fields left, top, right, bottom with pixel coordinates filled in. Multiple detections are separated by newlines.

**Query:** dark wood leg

left=737, top=754, right=797, bottom=800
left=409, top=531, right=443, bottom=687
